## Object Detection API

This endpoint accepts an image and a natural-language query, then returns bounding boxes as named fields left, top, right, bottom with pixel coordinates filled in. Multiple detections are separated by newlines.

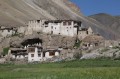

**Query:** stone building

left=78, top=27, right=93, bottom=40
left=8, top=48, right=28, bottom=60
left=0, top=26, right=16, bottom=37
left=82, top=34, right=105, bottom=50
left=27, top=46, right=43, bottom=62
left=25, top=20, right=81, bottom=37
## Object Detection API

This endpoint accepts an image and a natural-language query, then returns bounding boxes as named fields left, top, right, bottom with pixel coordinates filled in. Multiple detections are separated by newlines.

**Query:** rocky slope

left=89, top=13, right=120, bottom=40
left=0, top=0, right=119, bottom=39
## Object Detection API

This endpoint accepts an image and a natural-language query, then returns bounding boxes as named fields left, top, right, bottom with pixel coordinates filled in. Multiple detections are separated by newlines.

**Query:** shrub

left=2, top=47, right=9, bottom=56
left=74, top=39, right=82, bottom=48
left=101, top=48, right=109, bottom=52
left=73, top=52, right=82, bottom=59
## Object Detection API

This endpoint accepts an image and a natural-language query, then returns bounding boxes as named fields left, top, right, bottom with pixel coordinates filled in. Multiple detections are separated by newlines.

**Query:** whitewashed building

left=8, top=48, right=28, bottom=60
left=78, top=27, right=94, bottom=40
left=27, top=46, right=43, bottom=62
left=25, top=20, right=81, bottom=37
left=0, top=26, right=16, bottom=37
left=43, top=49, right=60, bottom=59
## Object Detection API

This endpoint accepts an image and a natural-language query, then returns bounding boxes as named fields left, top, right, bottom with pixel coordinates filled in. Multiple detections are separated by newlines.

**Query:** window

left=49, top=52, right=55, bottom=56
left=45, top=26, right=48, bottom=27
left=8, top=30, right=10, bottom=32
left=86, top=31, right=88, bottom=34
left=28, top=48, right=35, bottom=52
left=51, top=31, right=53, bottom=34
left=68, top=21, right=71, bottom=25
left=38, top=54, right=41, bottom=57
left=63, top=22, right=67, bottom=26
left=31, top=54, right=34, bottom=57
left=51, top=26, right=53, bottom=29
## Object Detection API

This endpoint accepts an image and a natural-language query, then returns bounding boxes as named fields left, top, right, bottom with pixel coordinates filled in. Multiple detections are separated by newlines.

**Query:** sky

left=71, top=0, right=120, bottom=16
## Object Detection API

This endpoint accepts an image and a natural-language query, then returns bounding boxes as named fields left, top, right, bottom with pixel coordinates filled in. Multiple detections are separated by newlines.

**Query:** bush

left=2, top=47, right=9, bottom=56
left=101, top=48, right=109, bottom=52
left=73, top=52, right=82, bottom=59
left=74, top=39, right=82, bottom=48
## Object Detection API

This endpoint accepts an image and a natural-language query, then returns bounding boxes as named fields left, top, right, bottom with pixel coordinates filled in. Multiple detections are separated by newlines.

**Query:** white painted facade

left=25, top=20, right=81, bottom=37
left=44, top=51, right=60, bottom=59
left=0, top=29, right=16, bottom=37
left=28, top=46, right=60, bottom=62
left=28, top=47, right=43, bottom=62
left=78, top=27, right=93, bottom=40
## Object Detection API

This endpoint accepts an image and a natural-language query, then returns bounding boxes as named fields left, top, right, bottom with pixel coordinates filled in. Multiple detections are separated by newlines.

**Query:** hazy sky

left=71, top=0, right=120, bottom=16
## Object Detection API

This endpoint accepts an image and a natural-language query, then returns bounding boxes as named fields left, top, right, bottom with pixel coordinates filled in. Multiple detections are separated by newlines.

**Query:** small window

left=86, top=31, right=88, bottom=34
left=31, top=54, right=34, bottom=57
left=51, top=26, right=53, bottom=29
left=63, top=22, right=67, bottom=25
left=68, top=22, right=71, bottom=25
left=8, top=30, right=10, bottom=32
left=28, top=48, right=35, bottom=52
left=49, top=52, right=55, bottom=56
left=38, top=54, right=41, bottom=57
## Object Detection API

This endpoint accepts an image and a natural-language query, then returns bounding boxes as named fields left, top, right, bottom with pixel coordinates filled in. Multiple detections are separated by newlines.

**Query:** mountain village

left=0, top=20, right=120, bottom=63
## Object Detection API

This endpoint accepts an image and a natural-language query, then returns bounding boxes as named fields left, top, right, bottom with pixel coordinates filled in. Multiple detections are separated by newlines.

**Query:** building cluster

left=2, top=20, right=119, bottom=62
left=0, top=20, right=94, bottom=39
left=8, top=38, right=68, bottom=62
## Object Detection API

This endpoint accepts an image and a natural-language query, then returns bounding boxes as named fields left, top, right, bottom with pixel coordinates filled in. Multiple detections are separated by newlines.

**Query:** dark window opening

left=51, top=26, right=53, bottom=29
left=86, top=31, right=88, bottom=34
left=43, top=53, right=45, bottom=57
left=38, top=54, right=41, bottom=57
left=45, top=26, right=48, bottom=27
left=8, top=30, right=10, bottom=32
left=68, top=22, right=71, bottom=25
left=49, top=52, right=55, bottom=56
left=28, top=48, right=35, bottom=52
left=51, top=31, right=53, bottom=34
left=31, top=54, right=34, bottom=57
left=63, top=22, right=67, bottom=25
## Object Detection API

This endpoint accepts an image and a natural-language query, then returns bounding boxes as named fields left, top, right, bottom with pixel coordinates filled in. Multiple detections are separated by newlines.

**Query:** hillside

left=0, top=0, right=119, bottom=39
left=89, top=13, right=120, bottom=39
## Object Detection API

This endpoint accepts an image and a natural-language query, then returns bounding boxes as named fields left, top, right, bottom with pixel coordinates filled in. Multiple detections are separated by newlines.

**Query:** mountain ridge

left=0, top=0, right=119, bottom=39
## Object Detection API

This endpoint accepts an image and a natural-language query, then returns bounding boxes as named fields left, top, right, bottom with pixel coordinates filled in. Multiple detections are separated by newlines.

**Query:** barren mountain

left=89, top=13, right=120, bottom=39
left=0, top=0, right=119, bottom=39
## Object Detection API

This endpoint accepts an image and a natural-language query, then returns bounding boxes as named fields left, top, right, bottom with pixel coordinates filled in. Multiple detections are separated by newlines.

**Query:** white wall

left=28, top=47, right=43, bottom=62
left=25, top=20, right=80, bottom=37
left=0, top=30, right=15, bottom=37
left=45, top=51, right=60, bottom=59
